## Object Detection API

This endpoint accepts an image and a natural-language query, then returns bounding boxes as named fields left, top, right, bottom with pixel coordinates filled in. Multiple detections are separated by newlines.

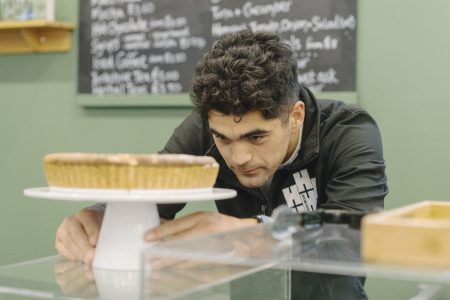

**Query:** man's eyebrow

left=210, top=128, right=228, bottom=139
left=241, top=129, right=270, bottom=139
left=210, top=128, right=269, bottom=140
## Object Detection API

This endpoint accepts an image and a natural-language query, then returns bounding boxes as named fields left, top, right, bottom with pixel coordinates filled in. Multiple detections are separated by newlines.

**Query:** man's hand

left=144, top=211, right=257, bottom=242
left=55, top=209, right=103, bottom=264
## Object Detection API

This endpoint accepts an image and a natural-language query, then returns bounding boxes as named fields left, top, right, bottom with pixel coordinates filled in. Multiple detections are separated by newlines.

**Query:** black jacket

left=158, top=86, right=387, bottom=219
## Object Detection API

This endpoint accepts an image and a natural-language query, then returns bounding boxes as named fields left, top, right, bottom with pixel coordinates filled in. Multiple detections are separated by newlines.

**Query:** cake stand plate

left=23, top=187, right=237, bottom=270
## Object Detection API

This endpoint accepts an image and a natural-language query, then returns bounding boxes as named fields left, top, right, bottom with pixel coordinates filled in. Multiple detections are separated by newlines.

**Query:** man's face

left=208, top=102, right=304, bottom=188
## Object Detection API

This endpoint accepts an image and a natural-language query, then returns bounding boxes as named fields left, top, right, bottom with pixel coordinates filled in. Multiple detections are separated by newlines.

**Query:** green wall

left=0, top=0, right=449, bottom=282
left=358, top=0, right=450, bottom=207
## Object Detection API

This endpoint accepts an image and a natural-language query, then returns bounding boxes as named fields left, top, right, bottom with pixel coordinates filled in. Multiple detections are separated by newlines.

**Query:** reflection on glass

left=290, top=223, right=362, bottom=263
left=54, top=260, right=140, bottom=300
left=144, top=256, right=259, bottom=299
left=54, top=260, right=98, bottom=298
left=143, top=223, right=369, bottom=300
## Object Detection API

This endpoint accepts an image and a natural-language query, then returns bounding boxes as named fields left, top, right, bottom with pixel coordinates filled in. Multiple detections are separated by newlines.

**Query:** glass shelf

left=1, top=224, right=450, bottom=299
left=143, top=223, right=450, bottom=299
left=145, top=223, right=450, bottom=281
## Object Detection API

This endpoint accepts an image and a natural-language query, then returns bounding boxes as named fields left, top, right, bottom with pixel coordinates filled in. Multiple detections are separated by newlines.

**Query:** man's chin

left=237, top=176, right=267, bottom=188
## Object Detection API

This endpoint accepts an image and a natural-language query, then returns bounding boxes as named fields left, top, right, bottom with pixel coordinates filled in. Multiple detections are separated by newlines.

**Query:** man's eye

left=248, top=135, right=264, bottom=142
left=213, top=134, right=230, bottom=143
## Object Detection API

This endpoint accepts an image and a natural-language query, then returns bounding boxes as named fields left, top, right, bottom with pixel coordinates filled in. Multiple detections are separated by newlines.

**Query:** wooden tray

left=362, top=201, right=450, bottom=268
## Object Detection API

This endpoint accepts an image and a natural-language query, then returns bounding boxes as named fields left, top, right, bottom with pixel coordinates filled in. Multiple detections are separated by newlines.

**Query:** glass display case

left=1, top=222, right=450, bottom=299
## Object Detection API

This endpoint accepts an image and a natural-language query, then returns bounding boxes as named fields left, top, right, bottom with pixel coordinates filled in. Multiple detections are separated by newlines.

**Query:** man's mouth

left=241, top=168, right=259, bottom=176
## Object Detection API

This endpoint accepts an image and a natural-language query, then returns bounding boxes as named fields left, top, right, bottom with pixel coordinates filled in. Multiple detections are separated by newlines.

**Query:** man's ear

left=291, top=101, right=305, bottom=128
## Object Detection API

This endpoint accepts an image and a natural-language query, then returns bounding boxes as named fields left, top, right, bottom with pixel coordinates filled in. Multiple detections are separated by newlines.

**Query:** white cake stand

left=23, top=187, right=236, bottom=270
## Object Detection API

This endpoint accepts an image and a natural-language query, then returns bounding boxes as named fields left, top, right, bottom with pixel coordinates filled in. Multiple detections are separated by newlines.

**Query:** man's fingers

left=55, top=209, right=102, bottom=263
left=164, top=229, right=202, bottom=241
left=77, top=210, right=102, bottom=246
left=56, top=232, right=87, bottom=263
left=55, top=240, right=77, bottom=261
left=55, top=227, right=73, bottom=260
left=65, top=217, right=95, bottom=257
left=55, top=221, right=83, bottom=261
left=57, top=216, right=95, bottom=263
left=63, top=232, right=87, bottom=261
left=83, top=248, right=95, bottom=265
left=145, top=213, right=205, bottom=241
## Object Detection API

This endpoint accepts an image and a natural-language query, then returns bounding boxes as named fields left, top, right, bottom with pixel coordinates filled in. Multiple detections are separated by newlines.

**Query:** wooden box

left=362, top=201, right=450, bottom=268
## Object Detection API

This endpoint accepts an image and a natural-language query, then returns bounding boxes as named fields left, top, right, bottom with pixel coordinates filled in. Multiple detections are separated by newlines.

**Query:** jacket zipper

left=261, top=203, right=267, bottom=215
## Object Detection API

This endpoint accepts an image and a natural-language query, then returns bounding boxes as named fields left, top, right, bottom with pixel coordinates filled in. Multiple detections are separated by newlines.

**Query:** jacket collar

left=286, top=85, right=321, bottom=170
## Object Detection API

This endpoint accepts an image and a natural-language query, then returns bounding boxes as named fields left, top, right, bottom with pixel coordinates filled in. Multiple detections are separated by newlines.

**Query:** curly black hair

left=191, top=30, right=299, bottom=123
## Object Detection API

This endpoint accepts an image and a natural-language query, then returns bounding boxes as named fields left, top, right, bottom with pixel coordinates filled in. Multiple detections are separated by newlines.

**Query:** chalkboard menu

left=78, top=0, right=356, bottom=96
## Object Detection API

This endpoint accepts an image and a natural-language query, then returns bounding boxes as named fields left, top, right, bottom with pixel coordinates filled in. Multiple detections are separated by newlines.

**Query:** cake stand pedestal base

left=93, top=202, right=160, bottom=270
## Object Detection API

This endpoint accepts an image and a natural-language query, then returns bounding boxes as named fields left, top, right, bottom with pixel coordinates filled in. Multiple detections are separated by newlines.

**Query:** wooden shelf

left=0, top=20, right=75, bottom=54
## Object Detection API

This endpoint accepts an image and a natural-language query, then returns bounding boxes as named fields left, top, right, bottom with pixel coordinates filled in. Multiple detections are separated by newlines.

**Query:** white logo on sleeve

left=282, top=169, right=317, bottom=212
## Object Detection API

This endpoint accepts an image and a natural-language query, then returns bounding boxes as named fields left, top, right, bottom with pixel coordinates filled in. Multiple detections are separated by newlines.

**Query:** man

left=55, top=30, right=387, bottom=266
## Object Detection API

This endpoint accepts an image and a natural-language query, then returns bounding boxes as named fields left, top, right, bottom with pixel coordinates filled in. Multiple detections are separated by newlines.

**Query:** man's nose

left=230, top=142, right=252, bottom=166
